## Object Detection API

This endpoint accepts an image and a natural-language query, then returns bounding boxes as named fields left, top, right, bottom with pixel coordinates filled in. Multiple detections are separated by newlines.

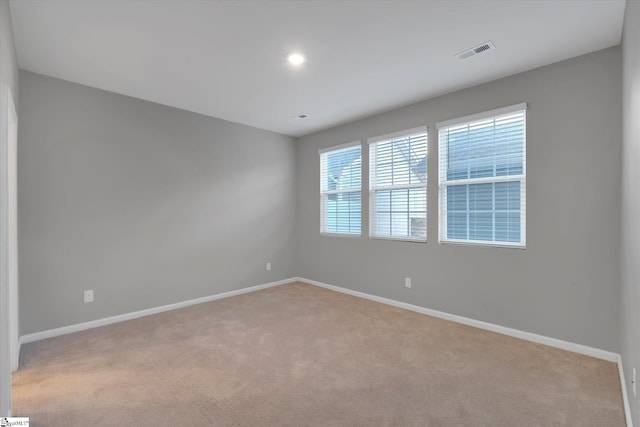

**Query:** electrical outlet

left=83, top=290, right=94, bottom=303
left=405, top=277, right=412, bottom=288
left=266, top=262, right=271, bottom=271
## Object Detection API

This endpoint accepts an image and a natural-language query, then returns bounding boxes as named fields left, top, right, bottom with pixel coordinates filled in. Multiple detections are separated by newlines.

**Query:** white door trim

left=7, top=88, right=18, bottom=373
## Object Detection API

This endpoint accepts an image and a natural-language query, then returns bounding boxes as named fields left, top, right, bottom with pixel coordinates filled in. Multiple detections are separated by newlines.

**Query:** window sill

left=370, top=236, right=427, bottom=244
left=320, top=232, right=361, bottom=238
left=438, top=239, right=525, bottom=249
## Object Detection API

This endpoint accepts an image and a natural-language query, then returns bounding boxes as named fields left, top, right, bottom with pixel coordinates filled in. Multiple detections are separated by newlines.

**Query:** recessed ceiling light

left=288, top=53, right=305, bottom=66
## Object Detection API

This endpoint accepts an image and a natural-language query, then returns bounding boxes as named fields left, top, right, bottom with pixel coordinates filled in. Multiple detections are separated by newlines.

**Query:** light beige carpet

left=13, top=282, right=624, bottom=426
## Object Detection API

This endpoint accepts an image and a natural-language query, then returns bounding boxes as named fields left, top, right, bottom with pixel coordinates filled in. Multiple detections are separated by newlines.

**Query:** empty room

left=1, top=0, right=639, bottom=425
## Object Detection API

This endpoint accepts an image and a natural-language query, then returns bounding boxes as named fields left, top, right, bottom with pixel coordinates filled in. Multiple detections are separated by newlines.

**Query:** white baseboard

left=21, top=276, right=619, bottom=360
left=618, top=355, right=634, bottom=427
left=297, top=276, right=632, bottom=426
left=20, top=277, right=297, bottom=345
left=17, top=275, right=632, bottom=426
left=10, top=341, right=20, bottom=372
left=296, top=277, right=618, bottom=362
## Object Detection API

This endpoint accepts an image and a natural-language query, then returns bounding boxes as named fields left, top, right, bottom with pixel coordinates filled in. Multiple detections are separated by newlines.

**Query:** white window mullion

left=444, top=174, right=525, bottom=186
left=370, top=182, right=426, bottom=192
left=492, top=182, right=496, bottom=242
left=520, top=178, right=527, bottom=246
left=324, top=188, right=361, bottom=196
left=465, top=184, right=470, bottom=240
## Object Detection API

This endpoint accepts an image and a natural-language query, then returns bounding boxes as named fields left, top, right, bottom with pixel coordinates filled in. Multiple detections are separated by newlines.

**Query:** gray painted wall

left=18, top=70, right=296, bottom=335
left=13, top=17, right=628, bottom=419
left=621, top=0, right=640, bottom=423
left=0, top=0, right=18, bottom=416
left=296, top=47, right=622, bottom=352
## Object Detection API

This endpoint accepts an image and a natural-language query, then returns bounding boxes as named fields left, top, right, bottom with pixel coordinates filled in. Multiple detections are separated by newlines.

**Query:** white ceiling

left=9, top=0, right=626, bottom=137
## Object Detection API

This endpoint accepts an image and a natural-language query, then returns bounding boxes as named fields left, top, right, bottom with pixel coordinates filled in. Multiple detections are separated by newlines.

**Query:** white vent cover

left=456, top=41, right=496, bottom=60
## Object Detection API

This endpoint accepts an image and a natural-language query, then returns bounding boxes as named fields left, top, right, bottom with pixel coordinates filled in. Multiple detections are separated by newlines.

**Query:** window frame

left=319, top=141, right=363, bottom=237
left=437, top=103, right=527, bottom=249
left=368, top=126, right=428, bottom=242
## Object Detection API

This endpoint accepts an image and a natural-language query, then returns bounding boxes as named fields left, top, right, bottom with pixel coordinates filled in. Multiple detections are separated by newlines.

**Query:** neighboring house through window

left=438, top=103, right=526, bottom=247
left=319, top=142, right=362, bottom=235
left=369, top=127, right=427, bottom=241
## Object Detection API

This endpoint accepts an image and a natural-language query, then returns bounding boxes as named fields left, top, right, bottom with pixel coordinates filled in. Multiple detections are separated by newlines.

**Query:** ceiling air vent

left=456, top=41, right=496, bottom=60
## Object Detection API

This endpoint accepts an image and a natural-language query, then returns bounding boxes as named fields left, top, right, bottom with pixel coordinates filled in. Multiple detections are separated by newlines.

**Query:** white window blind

left=320, top=142, right=362, bottom=235
left=438, top=104, right=526, bottom=247
left=369, top=127, right=427, bottom=241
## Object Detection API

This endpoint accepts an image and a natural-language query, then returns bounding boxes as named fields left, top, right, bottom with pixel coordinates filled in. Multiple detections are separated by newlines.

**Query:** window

left=438, top=103, right=526, bottom=247
left=369, top=127, right=427, bottom=241
left=320, top=142, right=362, bottom=235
